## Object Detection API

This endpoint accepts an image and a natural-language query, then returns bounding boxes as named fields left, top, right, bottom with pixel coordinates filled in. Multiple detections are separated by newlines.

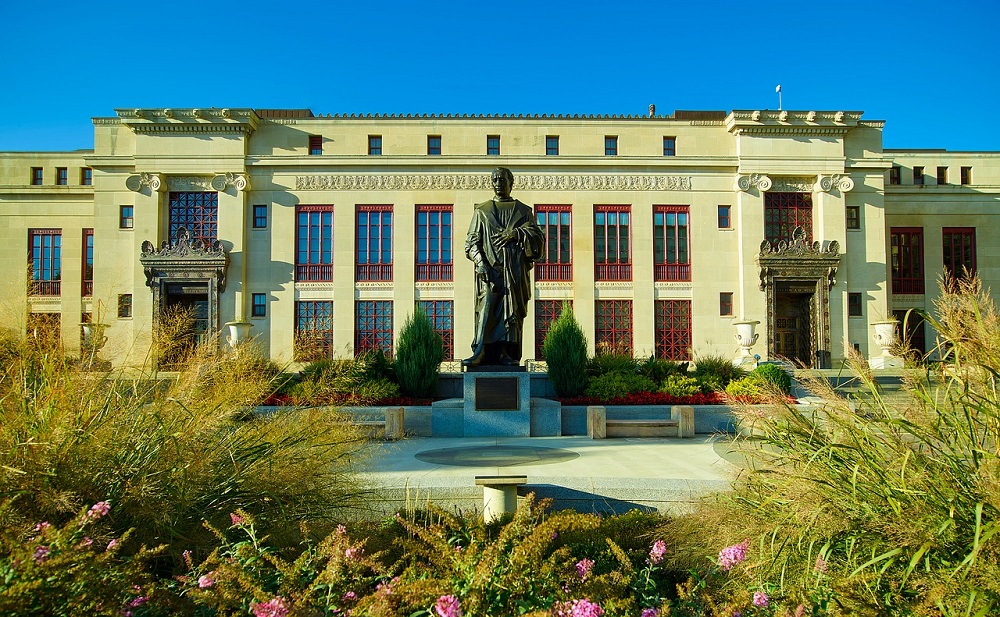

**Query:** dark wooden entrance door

left=774, top=287, right=813, bottom=367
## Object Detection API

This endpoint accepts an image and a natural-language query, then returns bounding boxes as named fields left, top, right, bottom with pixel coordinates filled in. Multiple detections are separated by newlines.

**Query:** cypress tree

left=394, top=306, right=445, bottom=398
left=543, top=303, right=589, bottom=397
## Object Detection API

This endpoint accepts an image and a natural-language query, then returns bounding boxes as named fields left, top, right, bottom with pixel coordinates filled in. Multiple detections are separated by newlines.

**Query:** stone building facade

left=1, top=107, right=996, bottom=368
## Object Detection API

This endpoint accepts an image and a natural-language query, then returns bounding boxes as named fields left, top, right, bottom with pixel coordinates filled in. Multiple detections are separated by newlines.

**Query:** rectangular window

left=604, top=135, right=618, bottom=156
left=718, top=205, right=731, bottom=229
left=418, top=300, right=454, bottom=360
left=846, top=206, right=861, bottom=230
left=251, top=293, right=267, bottom=317
left=890, top=227, right=924, bottom=294
left=118, top=294, right=132, bottom=318
left=368, top=135, right=382, bottom=156
left=81, top=167, right=92, bottom=186
left=295, top=205, right=334, bottom=281
left=961, top=166, right=972, bottom=185
left=943, top=227, right=976, bottom=281
left=655, top=300, right=692, bottom=360
left=594, top=205, right=631, bottom=281
left=82, top=228, right=94, bottom=297
left=427, top=135, right=441, bottom=155
left=56, top=167, right=68, bottom=186
left=253, top=204, right=268, bottom=229
left=653, top=205, right=690, bottom=282
left=29, top=229, right=62, bottom=296
left=31, top=167, right=43, bottom=185
left=534, top=300, right=570, bottom=359
left=764, top=192, right=813, bottom=244
left=357, top=205, right=393, bottom=281
left=913, top=166, right=924, bottom=185
left=295, top=301, right=333, bottom=359
left=308, top=135, right=323, bottom=155
left=595, top=300, right=632, bottom=356
left=848, top=292, right=863, bottom=317
left=355, top=300, right=393, bottom=357
left=416, top=205, right=452, bottom=281
left=889, top=165, right=901, bottom=185
left=119, top=205, right=134, bottom=229
left=936, top=166, right=948, bottom=185
left=487, top=135, right=500, bottom=156
left=546, top=135, right=559, bottom=156
left=534, top=205, right=572, bottom=281
left=663, top=136, right=676, bottom=157
left=720, top=292, right=733, bottom=316
left=169, top=192, right=218, bottom=243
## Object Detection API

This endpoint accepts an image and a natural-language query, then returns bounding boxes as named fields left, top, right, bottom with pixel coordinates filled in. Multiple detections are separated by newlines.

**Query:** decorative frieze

left=770, top=177, right=815, bottom=192
left=167, top=176, right=214, bottom=191
left=294, top=173, right=693, bottom=192
left=534, top=282, right=575, bottom=291
left=653, top=282, right=694, bottom=291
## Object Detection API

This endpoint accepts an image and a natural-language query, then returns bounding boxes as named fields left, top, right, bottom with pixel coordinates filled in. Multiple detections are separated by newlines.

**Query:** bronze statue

left=462, top=168, right=545, bottom=367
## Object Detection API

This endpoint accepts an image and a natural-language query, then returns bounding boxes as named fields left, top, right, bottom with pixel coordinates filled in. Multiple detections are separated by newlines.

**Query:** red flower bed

left=558, top=391, right=724, bottom=406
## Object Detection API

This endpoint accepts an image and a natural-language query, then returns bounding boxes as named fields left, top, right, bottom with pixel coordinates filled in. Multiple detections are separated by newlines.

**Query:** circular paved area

left=415, top=445, right=580, bottom=467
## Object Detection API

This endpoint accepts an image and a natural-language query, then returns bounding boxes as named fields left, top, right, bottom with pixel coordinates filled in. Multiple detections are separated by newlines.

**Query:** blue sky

left=2, top=0, right=998, bottom=152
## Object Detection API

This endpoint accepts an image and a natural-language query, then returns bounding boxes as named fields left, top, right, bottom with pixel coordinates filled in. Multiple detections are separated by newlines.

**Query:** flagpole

left=776, top=84, right=782, bottom=110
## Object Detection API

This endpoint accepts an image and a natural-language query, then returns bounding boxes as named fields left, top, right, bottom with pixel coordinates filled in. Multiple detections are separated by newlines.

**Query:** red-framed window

left=356, top=300, right=393, bottom=357
left=594, top=205, right=631, bottom=281
left=169, top=192, right=218, bottom=244
left=416, top=205, right=453, bottom=281
left=357, top=205, right=393, bottom=281
left=535, top=299, right=571, bottom=359
left=595, top=300, right=632, bottom=355
left=82, top=228, right=94, bottom=297
left=534, top=205, right=572, bottom=281
left=653, top=205, right=690, bottom=281
left=720, top=292, right=733, bottom=316
left=655, top=300, right=692, bottom=360
left=418, top=300, right=454, bottom=360
left=764, top=192, right=812, bottom=245
left=890, top=227, right=924, bottom=294
left=29, top=229, right=61, bottom=296
left=295, top=301, right=334, bottom=359
left=943, top=227, right=976, bottom=281
left=295, top=205, right=334, bottom=281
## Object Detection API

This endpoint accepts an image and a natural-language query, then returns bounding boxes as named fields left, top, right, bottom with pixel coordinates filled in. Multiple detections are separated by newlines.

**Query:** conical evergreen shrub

left=543, top=303, right=589, bottom=397
left=394, top=306, right=445, bottom=398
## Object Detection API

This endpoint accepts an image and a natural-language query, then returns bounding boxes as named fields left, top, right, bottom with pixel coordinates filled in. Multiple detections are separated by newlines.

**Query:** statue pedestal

left=463, top=369, right=531, bottom=437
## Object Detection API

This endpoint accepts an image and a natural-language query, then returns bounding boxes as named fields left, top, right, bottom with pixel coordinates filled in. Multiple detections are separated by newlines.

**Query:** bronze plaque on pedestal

left=475, top=377, right=519, bottom=411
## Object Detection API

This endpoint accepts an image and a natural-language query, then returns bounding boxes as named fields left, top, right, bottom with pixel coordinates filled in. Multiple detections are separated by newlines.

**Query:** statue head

left=491, top=167, right=514, bottom=199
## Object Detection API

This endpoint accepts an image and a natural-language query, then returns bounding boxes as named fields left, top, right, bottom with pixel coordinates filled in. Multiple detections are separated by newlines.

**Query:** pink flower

left=182, top=549, right=193, bottom=568
left=752, top=591, right=769, bottom=608
left=128, top=596, right=148, bottom=608
left=341, top=591, right=357, bottom=603
left=106, top=538, right=119, bottom=551
left=251, top=596, right=289, bottom=617
left=78, top=537, right=93, bottom=548
left=648, top=540, right=667, bottom=565
left=345, top=546, right=363, bottom=560
left=33, top=545, right=50, bottom=563
left=641, top=609, right=660, bottom=617
left=435, top=594, right=463, bottom=617
left=87, top=501, right=111, bottom=520
left=198, top=572, right=215, bottom=588
left=575, top=558, right=595, bottom=580
left=814, top=554, right=827, bottom=573
left=551, top=598, right=604, bottom=617
left=718, top=539, right=749, bottom=571
left=336, top=524, right=347, bottom=536
left=33, top=522, right=51, bottom=533
left=230, top=512, right=246, bottom=527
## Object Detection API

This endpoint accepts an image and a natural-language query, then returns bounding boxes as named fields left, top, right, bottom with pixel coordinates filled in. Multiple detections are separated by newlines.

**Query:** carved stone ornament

left=294, top=173, right=693, bottom=192
left=757, top=227, right=840, bottom=291
left=816, top=174, right=855, bottom=193
left=770, top=177, right=815, bottom=192
left=167, top=176, right=214, bottom=191
left=210, top=173, right=250, bottom=192
left=734, top=174, right=772, bottom=192
left=125, top=173, right=165, bottom=193
left=139, top=226, right=229, bottom=291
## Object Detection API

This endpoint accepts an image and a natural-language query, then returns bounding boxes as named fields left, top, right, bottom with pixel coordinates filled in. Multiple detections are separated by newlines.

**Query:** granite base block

left=463, top=371, right=532, bottom=437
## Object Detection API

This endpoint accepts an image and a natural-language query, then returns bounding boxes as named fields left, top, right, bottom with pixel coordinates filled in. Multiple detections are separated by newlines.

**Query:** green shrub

left=696, top=374, right=723, bottom=394
left=661, top=374, right=701, bottom=397
left=639, top=355, right=686, bottom=383
left=543, top=304, right=589, bottom=397
left=394, top=307, right=444, bottom=398
left=692, top=353, right=745, bottom=388
left=723, top=376, right=761, bottom=398
left=584, top=372, right=657, bottom=400
left=587, top=353, right=638, bottom=377
left=749, top=363, right=792, bottom=394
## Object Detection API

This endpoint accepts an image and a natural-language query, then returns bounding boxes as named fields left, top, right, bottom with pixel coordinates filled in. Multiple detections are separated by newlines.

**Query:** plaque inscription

left=475, top=377, right=519, bottom=411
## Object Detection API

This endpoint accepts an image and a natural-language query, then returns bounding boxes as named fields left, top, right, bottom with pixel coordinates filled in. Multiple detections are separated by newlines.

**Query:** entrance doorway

left=160, top=282, right=209, bottom=367
left=774, top=284, right=814, bottom=366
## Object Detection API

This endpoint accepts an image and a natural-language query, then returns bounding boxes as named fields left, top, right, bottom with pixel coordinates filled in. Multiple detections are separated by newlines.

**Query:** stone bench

left=356, top=407, right=404, bottom=440
left=475, top=475, right=528, bottom=523
left=587, top=405, right=694, bottom=439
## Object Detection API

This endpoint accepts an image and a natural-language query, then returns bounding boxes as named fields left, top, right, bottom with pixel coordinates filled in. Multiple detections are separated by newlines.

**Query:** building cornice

left=293, top=173, right=693, bottom=192
left=726, top=110, right=863, bottom=137
left=116, top=108, right=260, bottom=136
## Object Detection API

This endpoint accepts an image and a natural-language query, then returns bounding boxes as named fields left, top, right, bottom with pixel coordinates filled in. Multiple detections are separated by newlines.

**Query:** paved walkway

left=355, top=435, right=743, bottom=516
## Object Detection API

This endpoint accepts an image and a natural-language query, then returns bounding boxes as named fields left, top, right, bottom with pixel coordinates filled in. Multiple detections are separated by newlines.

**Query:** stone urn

left=733, top=320, right=760, bottom=368
left=870, top=319, right=903, bottom=368
left=80, top=322, right=109, bottom=351
left=224, top=321, right=254, bottom=348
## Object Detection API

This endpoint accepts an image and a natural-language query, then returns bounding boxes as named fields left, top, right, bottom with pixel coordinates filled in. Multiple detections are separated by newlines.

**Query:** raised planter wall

left=560, top=405, right=737, bottom=436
